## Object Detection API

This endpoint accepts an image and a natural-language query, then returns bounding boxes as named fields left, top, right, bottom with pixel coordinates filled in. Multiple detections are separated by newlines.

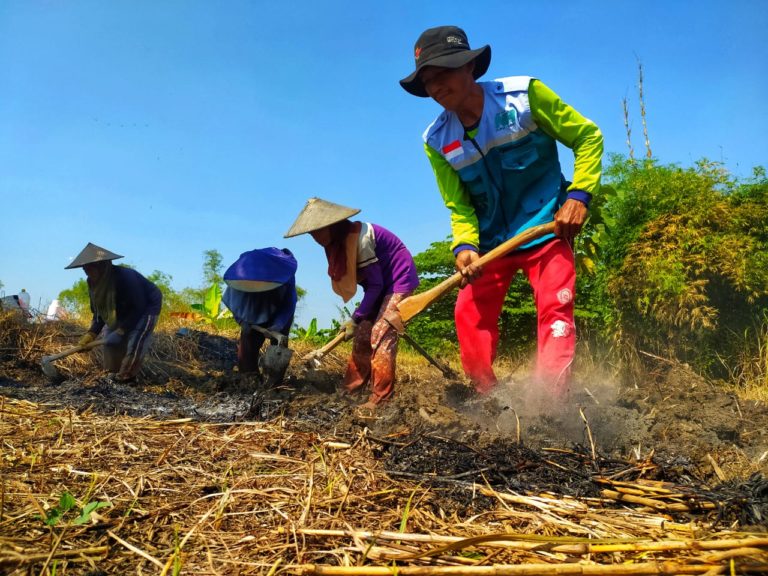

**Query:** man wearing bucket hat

left=401, top=26, right=603, bottom=397
left=66, top=242, right=163, bottom=382
left=285, top=198, right=419, bottom=411
left=222, top=247, right=298, bottom=380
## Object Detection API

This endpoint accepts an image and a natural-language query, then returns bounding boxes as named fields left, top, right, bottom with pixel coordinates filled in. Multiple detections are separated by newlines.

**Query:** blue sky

left=1, top=1, right=766, bottom=328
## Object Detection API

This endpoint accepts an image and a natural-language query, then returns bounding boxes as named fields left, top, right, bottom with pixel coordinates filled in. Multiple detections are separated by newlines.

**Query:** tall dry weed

left=719, top=315, right=768, bottom=401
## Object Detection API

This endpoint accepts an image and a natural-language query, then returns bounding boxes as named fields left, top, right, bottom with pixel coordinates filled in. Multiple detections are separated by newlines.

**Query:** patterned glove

left=341, top=319, right=358, bottom=341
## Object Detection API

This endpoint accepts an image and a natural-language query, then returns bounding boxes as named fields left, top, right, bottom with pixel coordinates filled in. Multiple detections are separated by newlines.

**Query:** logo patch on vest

left=442, top=140, right=464, bottom=161
left=494, top=108, right=519, bottom=131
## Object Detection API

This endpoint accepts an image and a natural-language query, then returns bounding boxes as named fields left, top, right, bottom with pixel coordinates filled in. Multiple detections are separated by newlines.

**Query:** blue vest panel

left=424, top=76, right=566, bottom=252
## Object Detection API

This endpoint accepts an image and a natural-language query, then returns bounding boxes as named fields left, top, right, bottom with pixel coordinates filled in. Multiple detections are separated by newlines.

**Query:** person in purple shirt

left=285, top=198, right=419, bottom=411
left=66, top=242, right=162, bottom=383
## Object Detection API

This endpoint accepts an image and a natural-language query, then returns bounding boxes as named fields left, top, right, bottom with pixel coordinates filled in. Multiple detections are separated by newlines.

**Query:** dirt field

left=3, top=324, right=767, bottom=480
left=1, top=319, right=767, bottom=573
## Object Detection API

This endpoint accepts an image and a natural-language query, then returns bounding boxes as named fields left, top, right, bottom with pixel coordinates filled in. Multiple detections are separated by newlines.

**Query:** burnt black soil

left=2, top=328, right=767, bottom=528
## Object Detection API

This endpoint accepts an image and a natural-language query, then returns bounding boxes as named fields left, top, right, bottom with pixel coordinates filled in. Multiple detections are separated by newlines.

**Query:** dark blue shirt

left=89, top=266, right=162, bottom=334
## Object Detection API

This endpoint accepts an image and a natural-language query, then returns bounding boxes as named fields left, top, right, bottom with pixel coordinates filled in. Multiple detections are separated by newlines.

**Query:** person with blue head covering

left=222, top=247, right=298, bottom=376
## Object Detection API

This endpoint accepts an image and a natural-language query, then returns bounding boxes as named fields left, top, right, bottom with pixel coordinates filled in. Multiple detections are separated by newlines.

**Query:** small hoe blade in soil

left=301, top=331, right=346, bottom=369
left=40, top=339, right=105, bottom=380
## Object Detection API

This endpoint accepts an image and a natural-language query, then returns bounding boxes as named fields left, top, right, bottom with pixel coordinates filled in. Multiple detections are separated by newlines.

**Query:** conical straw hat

left=65, top=242, right=124, bottom=269
left=284, top=197, right=360, bottom=238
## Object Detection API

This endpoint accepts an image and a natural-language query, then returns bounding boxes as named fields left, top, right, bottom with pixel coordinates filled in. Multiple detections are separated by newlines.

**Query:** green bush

left=406, top=157, right=768, bottom=388
left=58, top=278, right=91, bottom=318
left=599, top=158, right=768, bottom=378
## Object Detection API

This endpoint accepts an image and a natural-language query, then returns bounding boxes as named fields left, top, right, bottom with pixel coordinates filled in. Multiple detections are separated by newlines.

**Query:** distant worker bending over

left=285, top=198, right=419, bottom=411
left=222, top=247, right=297, bottom=382
left=67, top=243, right=162, bottom=383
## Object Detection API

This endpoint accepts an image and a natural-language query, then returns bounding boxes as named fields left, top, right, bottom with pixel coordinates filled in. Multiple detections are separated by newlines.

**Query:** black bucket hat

left=400, top=25, right=491, bottom=98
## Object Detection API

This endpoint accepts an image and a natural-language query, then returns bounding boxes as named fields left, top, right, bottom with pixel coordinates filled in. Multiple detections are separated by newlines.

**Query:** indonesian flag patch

left=442, top=139, right=464, bottom=161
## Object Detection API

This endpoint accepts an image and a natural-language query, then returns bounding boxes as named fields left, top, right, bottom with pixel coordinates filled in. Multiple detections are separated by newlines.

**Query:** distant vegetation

left=598, top=158, right=767, bottom=387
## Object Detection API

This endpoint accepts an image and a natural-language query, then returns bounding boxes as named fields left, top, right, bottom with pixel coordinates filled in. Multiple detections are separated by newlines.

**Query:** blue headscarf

left=222, top=248, right=298, bottom=331
left=224, top=247, right=298, bottom=292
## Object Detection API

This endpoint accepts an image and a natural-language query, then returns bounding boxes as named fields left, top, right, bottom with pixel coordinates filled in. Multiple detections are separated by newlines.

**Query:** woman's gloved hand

left=78, top=332, right=97, bottom=347
left=341, top=319, right=358, bottom=341
left=105, top=329, right=125, bottom=347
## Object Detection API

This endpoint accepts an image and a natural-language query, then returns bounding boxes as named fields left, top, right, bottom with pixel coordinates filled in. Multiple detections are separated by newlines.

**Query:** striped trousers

left=103, top=314, right=159, bottom=379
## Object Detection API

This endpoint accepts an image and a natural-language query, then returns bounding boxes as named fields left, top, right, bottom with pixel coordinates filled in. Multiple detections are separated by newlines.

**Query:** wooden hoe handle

left=302, top=331, right=347, bottom=362
left=41, top=338, right=106, bottom=363
left=397, top=222, right=556, bottom=324
left=249, top=324, right=284, bottom=342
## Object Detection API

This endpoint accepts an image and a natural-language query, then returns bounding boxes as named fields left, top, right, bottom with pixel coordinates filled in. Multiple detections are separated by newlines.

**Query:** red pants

left=344, top=292, right=407, bottom=405
left=455, top=238, right=576, bottom=396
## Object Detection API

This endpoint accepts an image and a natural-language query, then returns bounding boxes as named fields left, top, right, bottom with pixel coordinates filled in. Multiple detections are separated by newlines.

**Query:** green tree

left=145, top=270, right=193, bottom=313
left=176, top=249, right=226, bottom=311
left=406, top=238, right=458, bottom=354
left=59, top=278, right=91, bottom=318
left=202, top=249, right=223, bottom=290
left=598, top=157, right=768, bottom=377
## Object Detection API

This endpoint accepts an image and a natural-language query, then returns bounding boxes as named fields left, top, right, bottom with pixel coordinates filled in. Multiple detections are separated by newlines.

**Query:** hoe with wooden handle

left=302, top=331, right=347, bottom=369
left=41, top=338, right=106, bottom=380
left=394, top=222, right=557, bottom=327
left=247, top=324, right=294, bottom=386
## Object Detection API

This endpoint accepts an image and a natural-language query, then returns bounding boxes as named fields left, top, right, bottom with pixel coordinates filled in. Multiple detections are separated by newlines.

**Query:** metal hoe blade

left=39, top=339, right=105, bottom=381
left=40, top=357, right=62, bottom=380
left=301, top=331, right=347, bottom=370
left=260, top=344, right=294, bottom=388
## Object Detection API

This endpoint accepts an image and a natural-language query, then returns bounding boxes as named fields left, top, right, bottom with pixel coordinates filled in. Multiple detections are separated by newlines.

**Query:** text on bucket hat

left=399, top=25, right=491, bottom=98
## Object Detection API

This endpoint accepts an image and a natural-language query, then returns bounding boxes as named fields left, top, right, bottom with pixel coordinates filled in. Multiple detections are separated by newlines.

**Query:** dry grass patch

left=2, top=397, right=767, bottom=575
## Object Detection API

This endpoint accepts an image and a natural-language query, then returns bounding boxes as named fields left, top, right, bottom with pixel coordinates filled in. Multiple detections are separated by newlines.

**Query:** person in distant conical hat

left=285, top=198, right=420, bottom=412
left=65, top=242, right=124, bottom=269
left=66, top=242, right=163, bottom=383
left=221, top=247, right=298, bottom=378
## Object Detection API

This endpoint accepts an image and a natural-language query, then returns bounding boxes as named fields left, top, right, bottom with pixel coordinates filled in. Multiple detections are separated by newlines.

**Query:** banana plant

left=191, top=283, right=222, bottom=322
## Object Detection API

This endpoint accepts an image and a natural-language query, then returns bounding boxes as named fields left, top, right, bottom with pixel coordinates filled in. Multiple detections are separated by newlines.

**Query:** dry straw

left=1, top=311, right=767, bottom=574
left=2, top=396, right=767, bottom=574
